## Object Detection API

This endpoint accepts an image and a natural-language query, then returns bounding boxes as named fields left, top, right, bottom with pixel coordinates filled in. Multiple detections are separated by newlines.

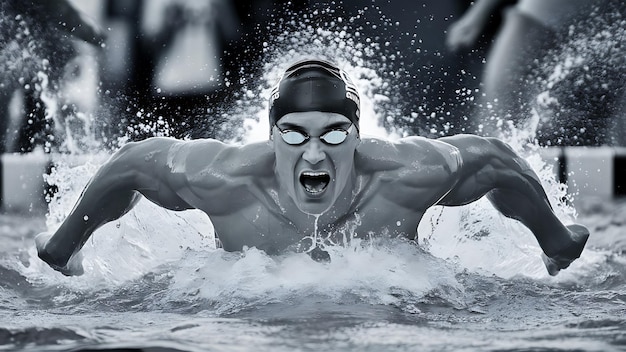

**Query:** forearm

left=40, top=138, right=197, bottom=268
left=41, top=158, right=143, bottom=267
left=443, top=135, right=569, bottom=252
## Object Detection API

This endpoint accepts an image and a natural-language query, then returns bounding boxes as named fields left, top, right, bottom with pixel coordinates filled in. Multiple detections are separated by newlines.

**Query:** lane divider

left=0, top=147, right=625, bottom=212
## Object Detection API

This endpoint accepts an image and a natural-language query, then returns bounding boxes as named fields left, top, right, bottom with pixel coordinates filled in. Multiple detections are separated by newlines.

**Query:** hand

left=541, top=224, right=589, bottom=276
left=446, top=15, right=485, bottom=52
left=446, top=0, right=502, bottom=52
left=35, top=232, right=85, bottom=276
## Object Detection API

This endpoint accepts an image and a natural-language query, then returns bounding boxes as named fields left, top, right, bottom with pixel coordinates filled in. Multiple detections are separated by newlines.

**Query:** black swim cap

left=268, top=59, right=360, bottom=131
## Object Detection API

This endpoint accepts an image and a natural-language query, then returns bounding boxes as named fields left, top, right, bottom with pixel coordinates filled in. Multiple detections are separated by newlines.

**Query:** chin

left=293, top=188, right=334, bottom=215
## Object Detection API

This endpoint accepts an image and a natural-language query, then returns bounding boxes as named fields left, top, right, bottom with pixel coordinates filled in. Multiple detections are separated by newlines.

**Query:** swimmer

left=35, top=59, right=589, bottom=276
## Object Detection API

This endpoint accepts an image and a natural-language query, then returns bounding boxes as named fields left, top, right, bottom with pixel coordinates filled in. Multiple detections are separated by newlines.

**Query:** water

left=2, top=3, right=626, bottom=352
left=1, top=198, right=625, bottom=351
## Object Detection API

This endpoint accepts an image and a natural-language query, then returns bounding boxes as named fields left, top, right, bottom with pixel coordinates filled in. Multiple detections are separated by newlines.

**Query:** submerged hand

left=35, top=232, right=85, bottom=276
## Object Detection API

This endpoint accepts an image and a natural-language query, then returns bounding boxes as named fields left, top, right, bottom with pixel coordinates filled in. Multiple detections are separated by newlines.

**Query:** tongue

left=301, top=175, right=329, bottom=193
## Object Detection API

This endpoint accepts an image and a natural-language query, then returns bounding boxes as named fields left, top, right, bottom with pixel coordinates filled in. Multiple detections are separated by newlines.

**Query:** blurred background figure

left=447, top=0, right=626, bottom=146
left=5, top=1, right=623, bottom=149
left=0, top=0, right=105, bottom=153
left=100, top=0, right=240, bottom=140
left=100, top=0, right=309, bottom=141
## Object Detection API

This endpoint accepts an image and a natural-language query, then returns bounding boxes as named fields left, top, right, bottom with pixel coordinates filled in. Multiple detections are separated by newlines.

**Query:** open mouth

left=299, top=171, right=331, bottom=194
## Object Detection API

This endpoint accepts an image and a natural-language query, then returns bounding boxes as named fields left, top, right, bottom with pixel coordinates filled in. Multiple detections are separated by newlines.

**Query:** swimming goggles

left=277, top=124, right=354, bottom=146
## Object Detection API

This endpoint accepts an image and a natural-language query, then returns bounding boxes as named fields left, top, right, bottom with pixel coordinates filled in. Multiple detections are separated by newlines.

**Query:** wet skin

left=36, top=112, right=588, bottom=276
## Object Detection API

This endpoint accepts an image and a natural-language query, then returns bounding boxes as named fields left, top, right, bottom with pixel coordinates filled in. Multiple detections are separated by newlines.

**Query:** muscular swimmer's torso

left=178, top=138, right=460, bottom=254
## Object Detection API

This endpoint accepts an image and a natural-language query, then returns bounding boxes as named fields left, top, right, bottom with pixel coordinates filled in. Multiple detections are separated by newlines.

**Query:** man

left=36, top=59, right=589, bottom=277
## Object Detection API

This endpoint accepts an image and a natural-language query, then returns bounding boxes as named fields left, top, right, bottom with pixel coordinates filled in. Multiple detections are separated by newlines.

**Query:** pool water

left=0, top=195, right=625, bottom=352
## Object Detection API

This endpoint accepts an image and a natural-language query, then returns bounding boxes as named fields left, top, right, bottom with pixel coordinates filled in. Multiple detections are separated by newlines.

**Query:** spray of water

left=533, top=5, right=626, bottom=146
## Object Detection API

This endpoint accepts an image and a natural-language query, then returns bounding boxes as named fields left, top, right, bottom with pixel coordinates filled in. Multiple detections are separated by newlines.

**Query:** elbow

left=103, top=137, right=176, bottom=191
left=110, top=140, right=139, bottom=162
left=486, top=137, right=517, bottom=156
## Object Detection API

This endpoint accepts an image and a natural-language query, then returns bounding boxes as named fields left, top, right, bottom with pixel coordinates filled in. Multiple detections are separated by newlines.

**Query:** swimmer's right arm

left=36, top=137, right=216, bottom=276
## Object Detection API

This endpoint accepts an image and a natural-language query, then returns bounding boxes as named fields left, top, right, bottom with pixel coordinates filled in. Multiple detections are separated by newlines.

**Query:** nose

left=302, top=139, right=326, bottom=164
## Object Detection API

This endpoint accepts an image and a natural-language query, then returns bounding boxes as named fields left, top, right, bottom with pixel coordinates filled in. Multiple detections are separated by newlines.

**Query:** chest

left=208, top=197, right=423, bottom=254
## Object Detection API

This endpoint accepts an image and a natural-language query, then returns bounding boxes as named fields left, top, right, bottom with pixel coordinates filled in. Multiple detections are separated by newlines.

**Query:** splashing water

left=218, top=9, right=407, bottom=143
left=519, top=3, right=625, bottom=146
left=0, top=3, right=105, bottom=154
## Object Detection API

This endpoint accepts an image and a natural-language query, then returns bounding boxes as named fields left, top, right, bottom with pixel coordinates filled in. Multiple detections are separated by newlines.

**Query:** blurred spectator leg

left=0, top=91, right=10, bottom=154
left=16, top=89, right=53, bottom=153
left=477, top=6, right=555, bottom=138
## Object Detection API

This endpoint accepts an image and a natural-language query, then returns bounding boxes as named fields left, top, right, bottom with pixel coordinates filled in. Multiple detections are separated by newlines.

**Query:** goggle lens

left=320, top=130, right=348, bottom=145
left=278, top=125, right=352, bottom=146
left=280, top=131, right=308, bottom=145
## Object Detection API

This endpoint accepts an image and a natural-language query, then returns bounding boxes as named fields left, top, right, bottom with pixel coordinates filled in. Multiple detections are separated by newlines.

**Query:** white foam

left=167, top=239, right=462, bottom=314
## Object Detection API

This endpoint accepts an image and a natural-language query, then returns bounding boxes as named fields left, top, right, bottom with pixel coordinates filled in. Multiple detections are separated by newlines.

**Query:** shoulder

left=354, top=136, right=463, bottom=210
left=438, top=134, right=517, bottom=163
left=168, top=139, right=274, bottom=178
left=114, top=137, right=274, bottom=178
left=356, top=136, right=461, bottom=175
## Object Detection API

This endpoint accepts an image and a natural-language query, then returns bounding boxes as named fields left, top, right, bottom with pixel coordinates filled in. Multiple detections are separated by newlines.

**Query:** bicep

left=437, top=135, right=534, bottom=206
left=110, top=138, right=196, bottom=211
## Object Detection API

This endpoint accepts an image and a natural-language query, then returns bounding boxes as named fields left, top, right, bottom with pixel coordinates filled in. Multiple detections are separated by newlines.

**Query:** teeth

left=303, top=171, right=328, bottom=177
left=300, top=171, right=331, bottom=194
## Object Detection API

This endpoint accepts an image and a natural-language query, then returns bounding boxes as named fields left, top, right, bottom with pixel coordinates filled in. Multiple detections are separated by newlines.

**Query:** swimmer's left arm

left=435, top=134, right=589, bottom=275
